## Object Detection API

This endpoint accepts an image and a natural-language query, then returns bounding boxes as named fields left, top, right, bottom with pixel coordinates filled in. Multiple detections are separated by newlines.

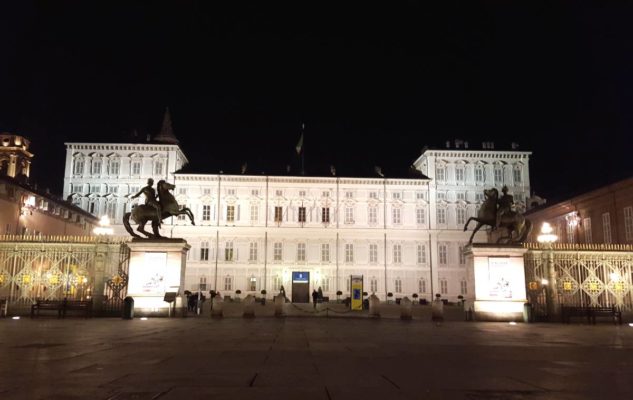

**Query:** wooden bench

left=61, top=300, right=93, bottom=318
left=562, top=306, right=622, bottom=325
left=31, top=300, right=64, bottom=318
left=31, top=299, right=93, bottom=318
left=0, top=298, right=8, bottom=317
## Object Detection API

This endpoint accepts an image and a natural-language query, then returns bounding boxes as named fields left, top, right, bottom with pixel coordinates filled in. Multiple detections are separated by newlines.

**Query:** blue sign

left=292, top=271, right=309, bottom=283
left=353, top=288, right=361, bottom=300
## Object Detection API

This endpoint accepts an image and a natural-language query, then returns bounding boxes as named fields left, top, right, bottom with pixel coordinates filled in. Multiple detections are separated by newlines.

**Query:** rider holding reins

left=131, top=178, right=162, bottom=226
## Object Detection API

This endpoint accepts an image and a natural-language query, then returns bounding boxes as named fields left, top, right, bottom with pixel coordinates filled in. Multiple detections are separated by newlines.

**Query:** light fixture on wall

left=565, top=211, right=580, bottom=227
left=93, top=215, right=114, bottom=236
left=537, top=222, right=558, bottom=244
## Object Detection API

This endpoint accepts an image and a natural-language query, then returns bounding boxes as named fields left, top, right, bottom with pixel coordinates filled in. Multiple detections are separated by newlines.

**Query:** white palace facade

left=63, top=129, right=531, bottom=302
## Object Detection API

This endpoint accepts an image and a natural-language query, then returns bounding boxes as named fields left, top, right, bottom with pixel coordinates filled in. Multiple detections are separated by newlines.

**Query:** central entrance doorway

left=291, top=271, right=310, bottom=303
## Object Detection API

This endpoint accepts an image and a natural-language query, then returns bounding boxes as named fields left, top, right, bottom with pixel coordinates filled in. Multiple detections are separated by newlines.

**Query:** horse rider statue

left=495, top=185, right=514, bottom=230
left=130, top=178, right=162, bottom=227
left=124, top=179, right=195, bottom=238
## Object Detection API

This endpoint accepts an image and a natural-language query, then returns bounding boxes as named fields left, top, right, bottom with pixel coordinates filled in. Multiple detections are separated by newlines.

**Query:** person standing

left=312, top=289, right=319, bottom=309
left=317, top=286, right=323, bottom=303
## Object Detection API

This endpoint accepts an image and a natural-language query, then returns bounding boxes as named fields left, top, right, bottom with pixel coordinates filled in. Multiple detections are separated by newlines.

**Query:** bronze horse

left=463, top=188, right=532, bottom=244
left=123, top=180, right=195, bottom=238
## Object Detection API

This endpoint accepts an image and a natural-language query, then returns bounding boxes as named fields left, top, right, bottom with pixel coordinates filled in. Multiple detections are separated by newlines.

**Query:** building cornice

left=173, top=173, right=429, bottom=186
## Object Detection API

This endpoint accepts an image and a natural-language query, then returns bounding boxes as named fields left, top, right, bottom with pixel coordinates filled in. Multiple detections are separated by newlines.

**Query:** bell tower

left=0, top=133, right=34, bottom=179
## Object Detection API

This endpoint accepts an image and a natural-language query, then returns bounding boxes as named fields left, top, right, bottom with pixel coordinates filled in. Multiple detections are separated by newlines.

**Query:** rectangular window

left=321, top=243, right=330, bottom=262
left=624, top=206, right=633, bottom=241
left=275, top=189, right=282, bottom=197
left=321, top=277, right=330, bottom=292
left=297, top=243, right=306, bottom=261
left=437, top=192, right=446, bottom=200
left=566, top=223, right=575, bottom=243
left=456, top=192, right=466, bottom=201
left=274, top=206, right=283, bottom=223
left=322, top=191, right=329, bottom=197
left=250, top=205, right=258, bottom=222
left=418, top=279, right=426, bottom=293
left=131, top=161, right=141, bottom=175
left=417, top=244, right=426, bottom=264
left=153, top=161, right=163, bottom=176
left=370, top=278, right=378, bottom=293
left=460, top=280, right=467, bottom=295
left=299, top=190, right=306, bottom=197
left=416, top=208, right=426, bottom=225
left=251, top=189, right=259, bottom=196
left=273, top=242, right=282, bottom=261
left=439, top=244, right=447, bottom=265
left=440, top=279, right=448, bottom=294
left=370, top=192, right=378, bottom=199
left=602, top=212, right=612, bottom=243
left=368, top=206, right=378, bottom=224
left=202, top=205, right=211, bottom=221
left=475, top=167, right=483, bottom=183
left=475, top=193, right=484, bottom=203
left=90, top=185, right=101, bottom=194
left=248, top=277, right=257, bottom=292
left=455, top=167, right=465, bottom=181
left=273, top=276, right=282, bottom=291
left=177, top=204, right=187, bottom=221
left=513, top=169, right=522, bottom=183
left=322, top=207, right=330, bottom=223
left=456, top=208, right=466, bottom=225
left=369, top=244, right=378, bottom=263
left=73, top=159, right=84, bottom=175
left=225, top=241, right=234, bottom=261
left=458, top=245, right=466, bottom=265
left=437, top=208, right=446, bottom=224
left=200, top=241, right=209, bottom=261
left=203, top=188, right=212, bottom=195
left=345, top=243, right=354, bottom=263
left=345, top=191, right=353, bottom=199
left=224, top=276, right=233, bottom=291
left=91, top=160, right=102, bottom=175
left=249, top=242, right=258, bottom=262
left=199, top=277, right=207, bottom=291
left=107, top=185, right=118, bottom=194
left=395, top=278, right=402, bottom=293
left=416, top=191, right=424, bottom=200
left=392, top=192, right=401, bottom=200
left=178, top=187, right=187, bottom=195
left=109, top=160, right=120, bottom=175
left=436, top=167, right=445, bottom=181
left=72, top=184, right=84, bottom=193
left=392, top=208, right=401, bottom=225
left=494, top=168, right=503, bottom=183
left=345, top=207, right=354, bottom=224
left=393, top=244, right=402, bottom=263
left=298, top=207, right=306, bottom=223
left=226, top=205, right=235, bottom=222
left=584, top=217, right=592, bottom=243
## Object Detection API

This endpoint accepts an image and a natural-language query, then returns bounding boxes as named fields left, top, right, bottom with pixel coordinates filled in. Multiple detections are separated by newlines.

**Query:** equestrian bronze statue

left=123, top=179, right=195, bottom=238
left=463, top=186, right=532, bottom=244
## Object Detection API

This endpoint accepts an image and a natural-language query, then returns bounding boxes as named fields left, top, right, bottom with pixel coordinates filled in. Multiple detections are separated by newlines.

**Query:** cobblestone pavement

left=1, top=316, right=632, bottom=400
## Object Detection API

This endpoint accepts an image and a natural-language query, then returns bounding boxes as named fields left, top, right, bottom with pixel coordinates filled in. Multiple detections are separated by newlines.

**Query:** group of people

left=311, top=287, right=324, bottom=308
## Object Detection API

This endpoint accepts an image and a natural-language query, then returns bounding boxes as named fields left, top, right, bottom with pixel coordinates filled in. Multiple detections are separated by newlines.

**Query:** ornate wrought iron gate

left=524, top=243, right=633, bottom=317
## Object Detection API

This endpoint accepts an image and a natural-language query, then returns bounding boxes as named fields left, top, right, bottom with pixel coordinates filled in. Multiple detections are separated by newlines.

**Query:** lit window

left=226, top=205, right=235, bottom=222
left=248, top=277, right=257, bottom=292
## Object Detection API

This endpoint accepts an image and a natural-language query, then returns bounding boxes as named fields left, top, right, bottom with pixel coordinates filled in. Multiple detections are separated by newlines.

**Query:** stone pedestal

left=368, top=294, right=380, bottom=317
left=465, top=244, right=528, bottom=321
left=126, top=239, right=190, bottom=317
left=400, top=297, right=412, bottom=320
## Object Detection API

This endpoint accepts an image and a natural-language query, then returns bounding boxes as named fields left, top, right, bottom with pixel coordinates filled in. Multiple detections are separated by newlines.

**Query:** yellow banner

left=351, top=275, right=363, bottom=310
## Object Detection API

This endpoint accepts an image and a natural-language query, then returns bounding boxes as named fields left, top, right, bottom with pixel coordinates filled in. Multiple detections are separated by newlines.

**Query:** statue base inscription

left=465, top=244, right=528, bottom=321
left=126, top=238, right=190, bottom=317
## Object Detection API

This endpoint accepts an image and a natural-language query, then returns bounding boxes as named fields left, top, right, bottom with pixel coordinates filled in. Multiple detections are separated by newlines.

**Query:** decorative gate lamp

left=537, top=222, right=558, bottom=245
left=94, top=215, right=114, bottom=236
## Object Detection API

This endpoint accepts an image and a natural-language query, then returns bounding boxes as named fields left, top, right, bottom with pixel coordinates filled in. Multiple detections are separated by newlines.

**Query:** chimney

left=146, top=134, right=151, bottom=142
left=445, top=140, right=451, bottom=148
left=511, top=142, right=519, bottom=150
left=464, top=141, right=469, bottom=149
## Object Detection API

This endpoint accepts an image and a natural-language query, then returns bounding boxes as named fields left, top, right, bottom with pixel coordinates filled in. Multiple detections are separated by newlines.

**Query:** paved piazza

left=1, top=314, right=633, bottom=400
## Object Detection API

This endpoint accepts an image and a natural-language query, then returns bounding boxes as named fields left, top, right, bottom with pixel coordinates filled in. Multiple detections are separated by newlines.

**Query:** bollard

left=274, top=294, right=284, bottom=317
left=211, top=295, right=223, bottom=318
left=400, top=296, right=412, bottom=320
left=431, top=294, right=444, bottom=322
left=369, top=294, right=381, bottom=317
left=122, top=296, right=134, bottom=320
left=523, top=302, right=532, bottom=323
left=243, top=294, right=255, bottom=318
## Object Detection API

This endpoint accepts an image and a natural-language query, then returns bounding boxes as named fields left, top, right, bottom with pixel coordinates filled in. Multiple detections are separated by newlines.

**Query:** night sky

left=1, top=2, right=632, bottom=201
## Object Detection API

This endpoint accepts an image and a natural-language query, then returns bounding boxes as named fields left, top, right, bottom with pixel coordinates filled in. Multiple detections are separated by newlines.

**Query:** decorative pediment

left=199, top=194, right=214, bottom=205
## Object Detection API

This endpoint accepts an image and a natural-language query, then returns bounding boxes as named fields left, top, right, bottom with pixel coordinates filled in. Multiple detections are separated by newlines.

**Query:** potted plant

left=387, top=292, right=393, bottom=304
left=412, top=293, right=419, bottom=304
left=260, top=289, right=267, bottom=305
left=457, top=295, right=465, bottom=307
left=336, top=290, right=343, bottom=303
left=235, top=289, right=241, bottom=301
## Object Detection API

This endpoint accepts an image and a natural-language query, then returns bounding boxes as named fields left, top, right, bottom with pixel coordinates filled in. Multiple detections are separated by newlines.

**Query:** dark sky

left=1, top=1, right=632, bottom=201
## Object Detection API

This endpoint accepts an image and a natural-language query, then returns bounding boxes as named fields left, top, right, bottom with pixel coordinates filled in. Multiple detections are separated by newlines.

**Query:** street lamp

left=537, top=222, right=558, bottom=321
left=93, top=215, right=114, bottom=236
